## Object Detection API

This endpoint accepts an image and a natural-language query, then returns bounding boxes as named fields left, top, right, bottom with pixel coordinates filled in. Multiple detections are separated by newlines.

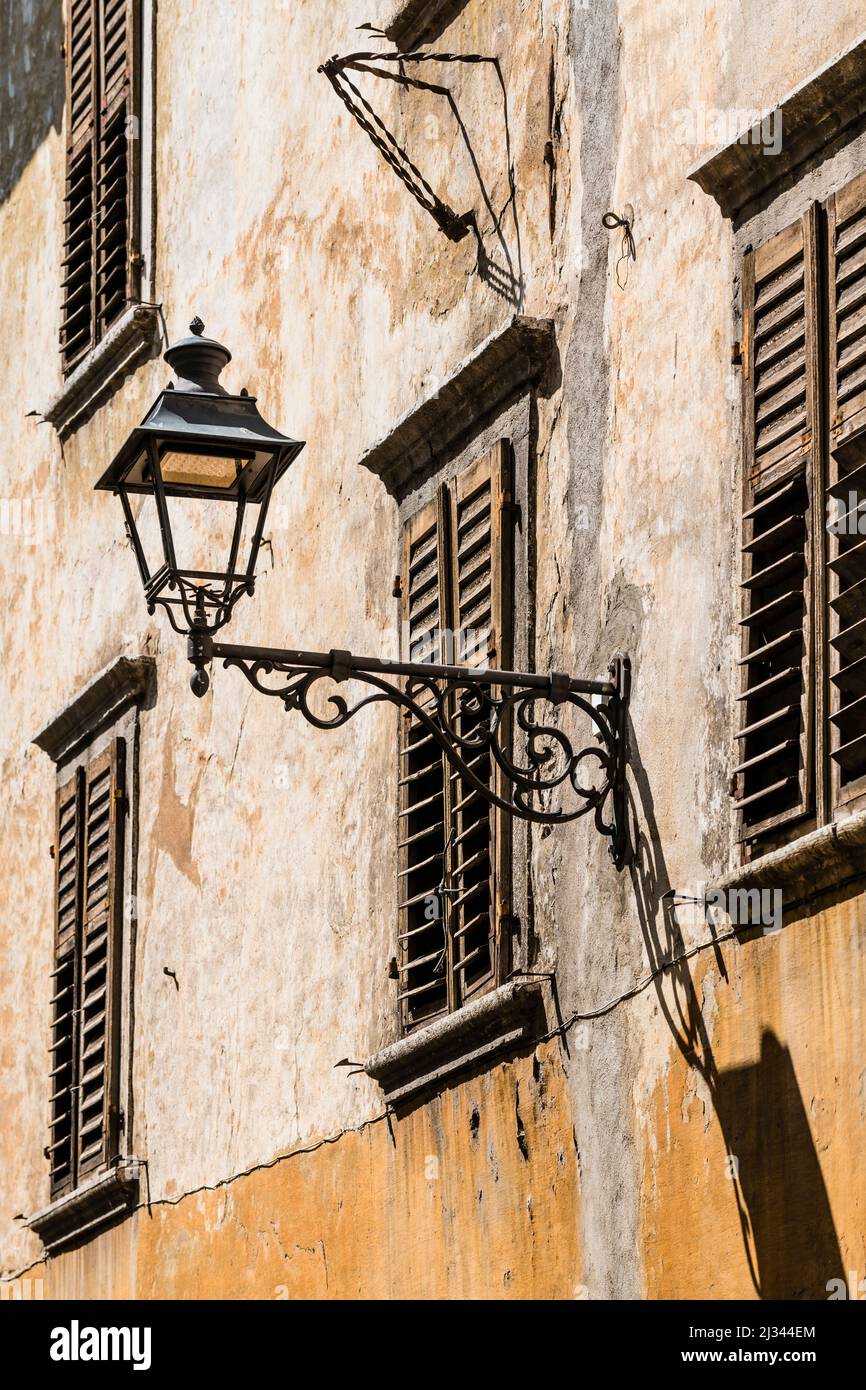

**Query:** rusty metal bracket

left=194, top=637, right=631, bottom=867
left=318, top=50, right=495, bottom=245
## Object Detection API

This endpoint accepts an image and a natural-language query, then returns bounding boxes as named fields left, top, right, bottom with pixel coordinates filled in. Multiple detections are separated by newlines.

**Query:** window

left=30, top=656, right=150, bottom=1251
left=50, top=739, right=126, bottom=1198
left=397, top=442, right=513, bottom=1030
left=62, top=0, right=140, bottom=374
left=735, top=169, right=866, bottom=854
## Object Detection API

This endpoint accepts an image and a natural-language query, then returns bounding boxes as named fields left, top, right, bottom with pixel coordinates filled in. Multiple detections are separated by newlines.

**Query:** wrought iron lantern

left=97, top=319, right=631, bottom=865
left=95, top=318, right=304, bottom=645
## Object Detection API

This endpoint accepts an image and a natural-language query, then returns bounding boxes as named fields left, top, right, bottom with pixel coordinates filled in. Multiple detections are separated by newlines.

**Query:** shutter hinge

left=392, top=574, right=402, bottom=598
left=49, top=843, right=55, bottom=860
left=501, top=500, right=522, bottom=525
left=387, top=956, right=399, bottom=980
left=731, top=340, right=743, bottom=366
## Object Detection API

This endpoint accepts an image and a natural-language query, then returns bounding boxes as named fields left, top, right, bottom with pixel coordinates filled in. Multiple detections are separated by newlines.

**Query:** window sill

left=27, top=1162, right=140, bottom=1256
left=44, top=304, right=162, bottom=439
left=718, top=808, right=866, bottom=905
left=364, top=981, right=544, bottom=1108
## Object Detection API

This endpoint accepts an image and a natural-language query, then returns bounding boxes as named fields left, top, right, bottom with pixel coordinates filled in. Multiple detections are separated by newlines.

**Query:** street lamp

left=95, top=317, right=304, bottom=657
left=97, top=320, right=631, bottom=864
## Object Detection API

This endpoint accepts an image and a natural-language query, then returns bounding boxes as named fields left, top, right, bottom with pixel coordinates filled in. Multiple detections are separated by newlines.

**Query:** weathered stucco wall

left=2, top=0, right=865, bottom=1299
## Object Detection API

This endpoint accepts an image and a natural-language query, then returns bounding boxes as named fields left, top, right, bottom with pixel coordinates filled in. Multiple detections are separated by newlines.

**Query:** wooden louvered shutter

left=398, top=494, right=450, bottom=1028
left=95, top=0, right=139, bottom=339
left=49, top=771, right=84, bottom=1198
left=396, top=445, right=513, bottom=1031
left=62, top=0, right=98, bottom=372
left=446, top=443, right=512, bottom=1004
left=826, top=173, right=866, bottom=804
left=735, top=213, right=821, bottom=843
left=61, top=0, right=138, bottom=374
left=828, top=171, right=866, bottom=443
left=77, top=740, right=125, bottom=1178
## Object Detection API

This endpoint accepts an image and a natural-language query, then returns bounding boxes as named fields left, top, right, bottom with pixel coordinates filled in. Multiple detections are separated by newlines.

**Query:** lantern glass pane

left=160, top=452, right=240, bottom=490
left=125, top=490, right=164, bottom=580
left=163, top=491, right=253, bottom=578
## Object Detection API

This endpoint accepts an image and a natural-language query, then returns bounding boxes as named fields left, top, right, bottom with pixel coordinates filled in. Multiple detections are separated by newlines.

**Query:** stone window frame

left=359, top=317, right=555, bottom=1105
left=26, top=656, right=154, bottom=1254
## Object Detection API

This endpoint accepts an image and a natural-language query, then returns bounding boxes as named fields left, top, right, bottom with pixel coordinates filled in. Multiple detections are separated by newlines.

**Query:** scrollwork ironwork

left=213, top=645, right=630, bottom=866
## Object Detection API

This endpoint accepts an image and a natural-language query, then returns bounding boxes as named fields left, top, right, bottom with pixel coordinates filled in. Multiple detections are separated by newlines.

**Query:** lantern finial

left=164, top=320, right=231, bottom=394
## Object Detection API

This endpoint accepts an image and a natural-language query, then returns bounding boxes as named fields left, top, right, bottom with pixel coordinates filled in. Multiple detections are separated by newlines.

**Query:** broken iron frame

left=187, top=624, right=631, bottom=868
left=318, top=49, right=504, bottom=244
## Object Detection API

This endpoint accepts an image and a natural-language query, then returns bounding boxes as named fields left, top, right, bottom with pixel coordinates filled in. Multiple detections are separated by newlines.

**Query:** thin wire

left=513, top=923, right=740, bottom=1045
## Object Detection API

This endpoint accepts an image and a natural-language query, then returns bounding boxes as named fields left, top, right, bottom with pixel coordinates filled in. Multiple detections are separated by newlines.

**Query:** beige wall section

left=27, top=1047, right=581, bottom=1299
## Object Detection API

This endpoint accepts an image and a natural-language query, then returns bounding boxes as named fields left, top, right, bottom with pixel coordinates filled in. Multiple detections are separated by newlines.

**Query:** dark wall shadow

left=0, top=0, right=64, bottom=205
left=627, top=719, right=844, bottom=1299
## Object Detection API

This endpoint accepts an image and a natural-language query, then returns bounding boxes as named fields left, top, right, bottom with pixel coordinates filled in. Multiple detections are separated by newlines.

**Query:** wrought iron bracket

left=187, top=633, right=631, bottom=868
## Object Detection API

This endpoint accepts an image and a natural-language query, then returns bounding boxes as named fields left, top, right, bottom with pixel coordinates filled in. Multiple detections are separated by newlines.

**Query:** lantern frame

left=94, top=319, right=304, bottom=636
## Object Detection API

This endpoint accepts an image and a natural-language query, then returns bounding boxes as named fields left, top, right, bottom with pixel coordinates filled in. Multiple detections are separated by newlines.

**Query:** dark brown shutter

left=396, top=445, right=513, bottom=1030
left=825, top=173, right=866, bottom=803
left=95, top=0, right=138, bottom=337
left=62, top=0, right=138, bottom=374
left=734, top=213, right=820, bottom=842
left=446, top=443, right=512, bottom=1003
left=398, top=494, right=450, bottom=1028
left=48, top=740, right=125, bottom=1194
left=77, top=740, right=125, bottom=1177
left=62, top=0, right=98, bottom=372
left=48, top=771, right=83, bottom=1198
left=828, top=170, right=866, bottom=444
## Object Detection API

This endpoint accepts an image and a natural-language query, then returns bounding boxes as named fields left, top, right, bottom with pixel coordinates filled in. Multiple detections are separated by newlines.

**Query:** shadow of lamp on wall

left=95, top=318, right=631, bottom=863
left=627, top=728, right=845, bottom=1299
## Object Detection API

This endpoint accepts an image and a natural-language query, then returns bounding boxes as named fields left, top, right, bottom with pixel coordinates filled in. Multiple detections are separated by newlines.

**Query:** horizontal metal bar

left=211, top=641, right=615, bottom=697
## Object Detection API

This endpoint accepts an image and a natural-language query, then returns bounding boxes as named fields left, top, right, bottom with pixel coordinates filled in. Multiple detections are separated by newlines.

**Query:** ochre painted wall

left=28, top=1046, right=582, bottom=1300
